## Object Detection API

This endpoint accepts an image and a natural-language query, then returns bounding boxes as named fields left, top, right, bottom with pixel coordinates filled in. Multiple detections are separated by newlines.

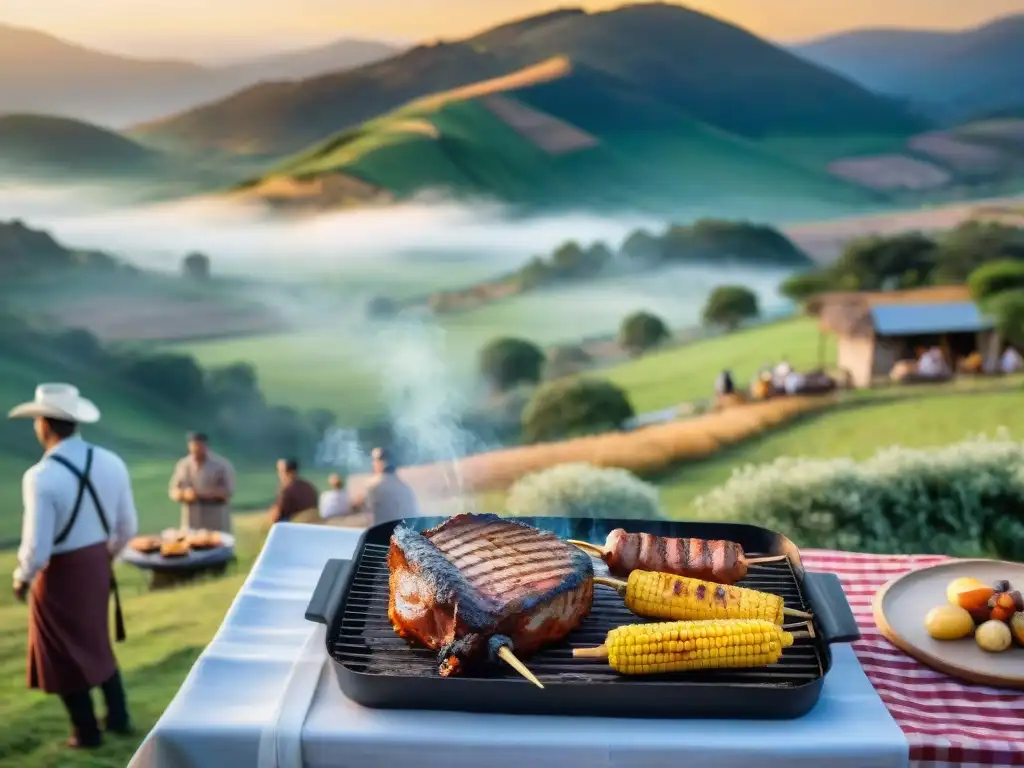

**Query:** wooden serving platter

left=873, top=559, right=1024, bottom=689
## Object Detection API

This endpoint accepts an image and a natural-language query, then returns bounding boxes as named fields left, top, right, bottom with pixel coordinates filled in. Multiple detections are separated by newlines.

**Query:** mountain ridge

left=0, top=23, right=401, bottom=127
left=135, top=2, right=924, bottom=157
left=792, top=14, right=1024, bottom=121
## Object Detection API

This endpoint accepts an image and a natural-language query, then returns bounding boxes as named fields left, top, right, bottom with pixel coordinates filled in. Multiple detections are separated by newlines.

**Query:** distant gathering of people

left=905, top=343, right=1023, bottom=381
left=717, top=354, right=835, bottom=406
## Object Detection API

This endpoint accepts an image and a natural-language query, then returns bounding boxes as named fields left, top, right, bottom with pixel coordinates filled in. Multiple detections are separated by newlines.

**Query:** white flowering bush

left=506, top=462, right=664, bottom=520
left=692, top=433, right=1024, bottom=558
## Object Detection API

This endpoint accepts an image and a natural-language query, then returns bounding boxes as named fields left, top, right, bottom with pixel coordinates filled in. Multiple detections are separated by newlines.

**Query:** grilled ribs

left=388, top=513, right=594, bottom=676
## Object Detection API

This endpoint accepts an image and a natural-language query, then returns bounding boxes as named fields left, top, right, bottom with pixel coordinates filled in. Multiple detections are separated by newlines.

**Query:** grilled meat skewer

left=566, top=529, right=787, bottom=584
left=388, top=513, right=594, bottom=687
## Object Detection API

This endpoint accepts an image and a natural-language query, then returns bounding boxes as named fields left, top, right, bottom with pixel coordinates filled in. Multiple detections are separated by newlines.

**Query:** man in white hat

left=8, top=383, right=138, bottom=749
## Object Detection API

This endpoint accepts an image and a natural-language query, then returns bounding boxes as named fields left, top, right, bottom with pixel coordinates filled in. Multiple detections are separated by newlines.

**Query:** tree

left=478, top=337, right=545, bottom=392
left=779, top=270, right=836, bottom=304
left=522, top=377, right=635, bottom=443
left=990, top=289, right=1024, bottom=347
left=545, top=344, right=593, bottom=378
left=661, top=220, right=809, bottom=267
left=830, top=232, right=937, bottom=290
left=619, top=311, right=669, bottom=354
left=181, top=251, right=211, bottom=280
left=933, top=221, right=1024, bottom=283
left=550, top=241, right=588, bottom=276
left=701, top=285, right=759, bottom=330
left=620, top=228, right=662, bottom=262
left=366, top=295, right=397, bottom=319
left=967, top=260, right=1024, bottom=304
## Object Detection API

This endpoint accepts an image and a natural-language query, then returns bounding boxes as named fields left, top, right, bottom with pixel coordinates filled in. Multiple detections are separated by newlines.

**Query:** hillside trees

left=620, top=310, right=669, bottom=354
left=182, top=251, right=211, bottom=280
left=968, top=260, right=1024, bottom=303
left=522, top=377, right=635, bottom=443
left=701, top=285, right=759, bottom=330
left=479, top=337, right=545, bottom=392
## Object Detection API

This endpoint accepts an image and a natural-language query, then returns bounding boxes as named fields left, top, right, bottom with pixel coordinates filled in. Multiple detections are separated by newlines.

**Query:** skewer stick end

left=566, top=539, right=607, bottom=558
left=572, top=644, right=610, bottom=660
left=592, top=575, right=628, bottom=594
left=783, top=607, right=813, bottom=619
left=497, top=646, right=545, bottom=689
left=745, top=554, right=789, bottom=565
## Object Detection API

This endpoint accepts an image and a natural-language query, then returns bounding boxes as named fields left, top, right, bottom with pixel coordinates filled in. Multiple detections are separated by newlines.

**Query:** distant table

left=801, top=550, right=1024, bottom=767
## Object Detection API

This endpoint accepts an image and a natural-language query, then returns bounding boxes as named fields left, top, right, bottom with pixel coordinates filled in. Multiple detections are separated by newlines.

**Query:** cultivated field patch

left=480, top=94, right=598, bottom=156
left=826, top=154, right=951, bottom=191
left=907, top=131, right=1007, bottom=175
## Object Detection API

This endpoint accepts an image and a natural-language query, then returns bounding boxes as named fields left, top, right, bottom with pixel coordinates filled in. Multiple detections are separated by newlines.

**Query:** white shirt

left=783, top=371, right=806, bottom=395
left=365, top=472, right=421, bottom=526
left=14, top=436, right=139, bottom=584
left=318, top=488, right=351, bottom=520
left=1001, top=347, right=1023, bottom=374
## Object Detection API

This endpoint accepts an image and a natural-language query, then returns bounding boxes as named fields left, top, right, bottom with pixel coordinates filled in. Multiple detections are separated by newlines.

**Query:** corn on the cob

left=573, top=619, right=801, bottom=674
left=596, top=569, right=801, bottom=625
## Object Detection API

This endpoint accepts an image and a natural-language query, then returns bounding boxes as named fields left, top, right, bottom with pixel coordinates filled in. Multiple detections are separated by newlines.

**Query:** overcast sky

left=5, top=0, right=1024, bottom=61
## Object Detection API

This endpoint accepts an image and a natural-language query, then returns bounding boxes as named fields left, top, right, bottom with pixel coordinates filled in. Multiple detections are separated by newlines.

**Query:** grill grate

left=329, top=543, right=825, bottom=688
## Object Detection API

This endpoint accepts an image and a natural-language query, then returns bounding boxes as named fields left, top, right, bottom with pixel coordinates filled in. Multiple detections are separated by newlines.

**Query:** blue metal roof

left=870, top=302, right=994, bottom=336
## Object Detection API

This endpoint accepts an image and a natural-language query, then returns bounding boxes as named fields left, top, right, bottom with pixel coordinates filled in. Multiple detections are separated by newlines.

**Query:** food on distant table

left=594, top=569, right=810, bottom=625
left=924, top=605, right=975, bottom=640
left=160, top=539, right=191, bottom=558
left=572, top=619, right=812, bottom=674
left=566, top=530, right=785, bottom=584
left=975, top=619, right=1013, bottom=653
left=387, top=513, right=594, bottom=687
left=187, top=529, right=223, bottom=549
left=1011, top=613, right=1024, bottom=647
left=129, top=536, right=162, bottom=554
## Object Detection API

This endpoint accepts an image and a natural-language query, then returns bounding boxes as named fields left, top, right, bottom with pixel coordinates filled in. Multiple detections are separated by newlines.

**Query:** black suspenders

left=48, top=447, right=127, bottom=642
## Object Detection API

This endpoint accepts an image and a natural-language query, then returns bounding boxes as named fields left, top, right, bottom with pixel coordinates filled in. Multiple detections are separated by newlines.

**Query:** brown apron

left=27, top=447, right=126, bottom=695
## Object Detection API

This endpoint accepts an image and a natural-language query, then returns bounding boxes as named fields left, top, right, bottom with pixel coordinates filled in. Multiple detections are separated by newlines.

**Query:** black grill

left=306, top=516, right=860, bottom=719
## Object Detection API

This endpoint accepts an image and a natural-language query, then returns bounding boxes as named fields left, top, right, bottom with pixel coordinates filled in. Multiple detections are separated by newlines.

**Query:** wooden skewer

left=568, top=539, right=788, bottom=567
left=593, top=576, right=813, bottom=620
left=573, top=624, right=816, bottom=662
left=566, top=539, right=605, bottom=557
left=496, top=646, right=544, bottom=689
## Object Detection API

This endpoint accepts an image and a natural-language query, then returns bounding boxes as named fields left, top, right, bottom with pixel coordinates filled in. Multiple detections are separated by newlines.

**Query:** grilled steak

left=388, top=513, right=594, bottom=676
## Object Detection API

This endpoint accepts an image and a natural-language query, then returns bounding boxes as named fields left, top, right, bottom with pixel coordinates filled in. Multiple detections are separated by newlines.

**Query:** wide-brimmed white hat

left=7, top=383, right=101, bottom=424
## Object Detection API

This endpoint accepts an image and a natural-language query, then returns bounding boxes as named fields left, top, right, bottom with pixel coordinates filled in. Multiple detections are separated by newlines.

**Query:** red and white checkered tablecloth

left=801, top=550, right=1024, bottom=768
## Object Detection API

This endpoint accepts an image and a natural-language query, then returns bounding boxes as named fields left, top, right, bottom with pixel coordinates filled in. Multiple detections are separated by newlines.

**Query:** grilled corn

left=598, top=569, right=788, bottom=624
left=574, top=619, right=797, bottom=674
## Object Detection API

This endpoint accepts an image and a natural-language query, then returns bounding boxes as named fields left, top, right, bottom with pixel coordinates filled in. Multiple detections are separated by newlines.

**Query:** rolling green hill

left=135, top=3, right=923, bottom=158
left=239, top=56, right=881, bottom=215
left=0, top=114, right=164, bottom=178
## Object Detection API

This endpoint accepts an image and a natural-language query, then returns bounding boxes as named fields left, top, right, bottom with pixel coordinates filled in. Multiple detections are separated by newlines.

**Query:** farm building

left=809, top=286, right=1001, bottom=387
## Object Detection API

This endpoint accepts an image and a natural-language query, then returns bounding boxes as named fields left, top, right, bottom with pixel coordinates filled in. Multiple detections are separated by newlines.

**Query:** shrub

left=701, top=285, right=759, bottom=330
left=691, top=435, right=1024, bottom=558
left=968, top=260, right=1024, bottom=303
left=522, top=377, right=635, bottom=443
left=779, top=271, right=838, bottom=303
left=479, top=337, right=545, bottom=392
left=619, top=311, right=669, bottom=354
left=505, top=462, right=664, bottom=520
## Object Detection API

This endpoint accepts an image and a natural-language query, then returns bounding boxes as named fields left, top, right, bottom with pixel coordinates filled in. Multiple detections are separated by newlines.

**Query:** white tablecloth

left=130, top=522, right=910, bottom=768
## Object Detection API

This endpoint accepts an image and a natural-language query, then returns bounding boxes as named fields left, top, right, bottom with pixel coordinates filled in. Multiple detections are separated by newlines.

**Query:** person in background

left=772, top=357, right=792, bottom=389
left=714, top=369, right=735, bottom=397
left=783, top=369, right=807, bottom=395
left=318, top=473, right=351, bottom=521
left=8, top=383, right=136, bottom=749
left=1002, top=345, right=1023, bottom=374
left=268, top=458, right=319, bottom=524
left=168, top=432, right=235, bottom=532
left=364, top=447, right=420, bottom=525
